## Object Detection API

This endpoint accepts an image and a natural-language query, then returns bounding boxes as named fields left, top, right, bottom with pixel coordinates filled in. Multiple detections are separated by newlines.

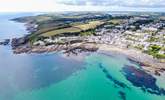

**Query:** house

left=33, top=40, right=45, bottom=46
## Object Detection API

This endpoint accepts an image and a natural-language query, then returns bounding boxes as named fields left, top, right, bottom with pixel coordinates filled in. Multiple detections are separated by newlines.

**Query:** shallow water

left=0, top=13, right=165, bottom=100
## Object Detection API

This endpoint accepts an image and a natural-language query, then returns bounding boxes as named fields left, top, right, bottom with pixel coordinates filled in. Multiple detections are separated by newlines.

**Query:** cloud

left=0, top=0, right=58, bottom=12
left=57, top=0, right=165, bottom=8
left=0, top=0, right=164, bottom=12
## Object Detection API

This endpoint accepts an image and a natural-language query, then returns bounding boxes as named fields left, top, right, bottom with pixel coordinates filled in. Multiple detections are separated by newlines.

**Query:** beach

left=98, top=44, right=165, bottom=75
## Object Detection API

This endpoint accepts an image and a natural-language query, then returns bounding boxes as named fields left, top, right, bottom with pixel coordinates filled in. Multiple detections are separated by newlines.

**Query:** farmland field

left=74, top=21, right=104, bottom=30
left=40, top=21, right=104, bottom=37
left=108, top=19, right=127, bottom=24
left=40, top=27, right=82, bottom=37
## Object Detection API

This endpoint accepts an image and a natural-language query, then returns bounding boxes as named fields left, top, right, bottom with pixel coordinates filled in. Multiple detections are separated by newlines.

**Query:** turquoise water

left=0, top=13, right=165, bottom=100
left=9, top=53, right=165, bottom=100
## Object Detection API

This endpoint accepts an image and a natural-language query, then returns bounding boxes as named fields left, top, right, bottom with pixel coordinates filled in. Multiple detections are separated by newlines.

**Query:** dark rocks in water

left=0, top=39, right=10, bottom=45
left=155, top=68, right=165, bottom=76
left=99, top=63, right=129, bottom=89
left=11, top=36, right=29, bottom=49
left=65, top=45, right=98, bottom=54
left=13, top=46, right=31, bottom=54
left=69, top=40, right=83, bottom=44
left=127, top=58, right=146, bottom=67
left=155, top=70, right=161, bottom=76
left=118, top=91, right=126, bottom=100
left=25, top=23, right=38, bottom=33
left=122, top=65, right=165, bottom=95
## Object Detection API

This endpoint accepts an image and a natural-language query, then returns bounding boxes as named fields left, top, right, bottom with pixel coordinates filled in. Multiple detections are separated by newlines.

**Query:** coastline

left=1, top=12, right=165, bottom=100
left=98, top=44, right=165, bottom=76
left=12, top=42, right=99, bottom=54
left=12, top=42, right=165, bottom=76
left=10, top=14, right=165, bottom=76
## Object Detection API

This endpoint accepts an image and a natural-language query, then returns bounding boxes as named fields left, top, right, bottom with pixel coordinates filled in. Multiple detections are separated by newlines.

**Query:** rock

left=155, top=70, right=161, bottom=76
left=0, top=39, right=10, bottom=45
left=11, top=36, right=29, bottom=49
left=13, top=46, right=31, bottom=54
left=65, top=44, right=98, bottom=54
left=154, top=68, right=165, bottom=76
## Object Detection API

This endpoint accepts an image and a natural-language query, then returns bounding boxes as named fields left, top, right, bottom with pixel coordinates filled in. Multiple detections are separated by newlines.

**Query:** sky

left=0, top=0, right=165, bottom=12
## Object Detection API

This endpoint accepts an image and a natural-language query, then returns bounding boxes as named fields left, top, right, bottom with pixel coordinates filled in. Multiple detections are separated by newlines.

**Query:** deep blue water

left=0, top=13, right=33, bottom=39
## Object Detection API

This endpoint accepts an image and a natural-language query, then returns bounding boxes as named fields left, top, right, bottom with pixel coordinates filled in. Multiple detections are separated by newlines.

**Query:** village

left=30, top=15, right=165, bottom=59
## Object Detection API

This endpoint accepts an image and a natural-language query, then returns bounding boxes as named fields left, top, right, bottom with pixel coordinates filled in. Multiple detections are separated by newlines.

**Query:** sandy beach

left=98, top=44, right=165, bottom=76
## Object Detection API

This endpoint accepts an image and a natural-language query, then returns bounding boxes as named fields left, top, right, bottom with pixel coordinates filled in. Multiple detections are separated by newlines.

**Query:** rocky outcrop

left=65, top=44, right=98, bottom=54
left=0, top=39, right=10, bottom=45
left=11, top=36, right=29, bottom=49
left=13, top=43, right=99, bottom=54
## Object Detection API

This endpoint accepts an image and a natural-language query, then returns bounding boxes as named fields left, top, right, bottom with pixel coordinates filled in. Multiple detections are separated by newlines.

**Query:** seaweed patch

left=122, top=65, right=165, bottom=95
left=99, top=63, right=129, bottom=89
left=118, top=91, right=126, bottom=100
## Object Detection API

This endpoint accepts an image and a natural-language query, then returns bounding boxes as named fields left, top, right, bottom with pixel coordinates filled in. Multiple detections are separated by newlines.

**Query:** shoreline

left=12, top=42, right=165, bottom=76
left=12, top=42, right=99, bottom=54
left=10, top=14, right=165, bottom=76
left=98, top=44, right=165, bottom=76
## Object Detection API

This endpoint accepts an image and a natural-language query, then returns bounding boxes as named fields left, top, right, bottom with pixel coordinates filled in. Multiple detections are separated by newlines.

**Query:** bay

left=0, top=13, right=164, bottom=100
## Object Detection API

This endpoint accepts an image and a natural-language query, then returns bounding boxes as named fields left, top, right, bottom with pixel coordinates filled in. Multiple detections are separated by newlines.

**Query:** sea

left=0, top=13, right=165, bottom=100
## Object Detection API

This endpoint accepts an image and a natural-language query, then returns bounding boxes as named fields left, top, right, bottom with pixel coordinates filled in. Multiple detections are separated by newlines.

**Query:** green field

left=40, top=27, right=82, bottom=37
left=40, top=21, right=104, bottom=37
left=74, top=21, right=104, bottom=30
left=108, top=19, right=127, bottom=25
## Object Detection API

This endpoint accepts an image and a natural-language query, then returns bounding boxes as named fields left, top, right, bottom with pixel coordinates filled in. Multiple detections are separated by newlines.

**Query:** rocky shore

left=0, top=39, right=10, bottom=45
left=11, top=40, right=165, bottom=76
left=13, top=43, right=99, bottom=54
left=11, top=36, right=29, bottom=49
